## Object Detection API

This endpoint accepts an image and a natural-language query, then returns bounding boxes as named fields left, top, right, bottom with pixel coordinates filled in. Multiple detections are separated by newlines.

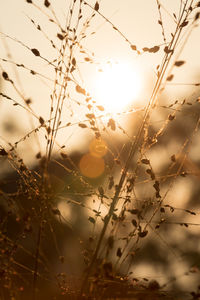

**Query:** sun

left=92, top=61, right=142, bottom=113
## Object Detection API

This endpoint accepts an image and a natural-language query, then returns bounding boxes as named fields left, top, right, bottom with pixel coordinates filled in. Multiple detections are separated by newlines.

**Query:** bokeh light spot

left=79, top=153, right=105, bottom=178
left=89, top=138, right=107, bottom=158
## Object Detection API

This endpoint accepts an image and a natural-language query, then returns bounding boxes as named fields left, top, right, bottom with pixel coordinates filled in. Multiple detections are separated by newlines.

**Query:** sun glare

left=93, top=61, right=142, bottom=113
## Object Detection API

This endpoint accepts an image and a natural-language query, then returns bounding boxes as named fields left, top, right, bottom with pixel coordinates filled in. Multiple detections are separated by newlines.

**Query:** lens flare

left=79, top=153, right=105, bottom=178
left=89, top=138, right=107, bottom=158
left=79, top=139, right=107, bottom=178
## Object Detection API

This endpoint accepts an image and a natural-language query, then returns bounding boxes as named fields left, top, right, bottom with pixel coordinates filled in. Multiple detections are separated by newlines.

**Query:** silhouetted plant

left=0, top=1, right=200, bottom=299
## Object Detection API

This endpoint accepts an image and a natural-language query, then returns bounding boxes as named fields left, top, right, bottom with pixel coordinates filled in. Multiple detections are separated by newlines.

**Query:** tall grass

left=0, top=1, right=200, bottom=299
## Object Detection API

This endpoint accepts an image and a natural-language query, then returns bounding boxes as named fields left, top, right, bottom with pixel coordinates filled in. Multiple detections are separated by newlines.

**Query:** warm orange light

left=79, top=153, right=105, bottom=178
left=89, top=138, right=107, bottom=158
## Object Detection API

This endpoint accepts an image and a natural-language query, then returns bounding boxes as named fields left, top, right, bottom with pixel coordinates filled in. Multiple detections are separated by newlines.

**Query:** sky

left=1, top=1, right=200, bottom=95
